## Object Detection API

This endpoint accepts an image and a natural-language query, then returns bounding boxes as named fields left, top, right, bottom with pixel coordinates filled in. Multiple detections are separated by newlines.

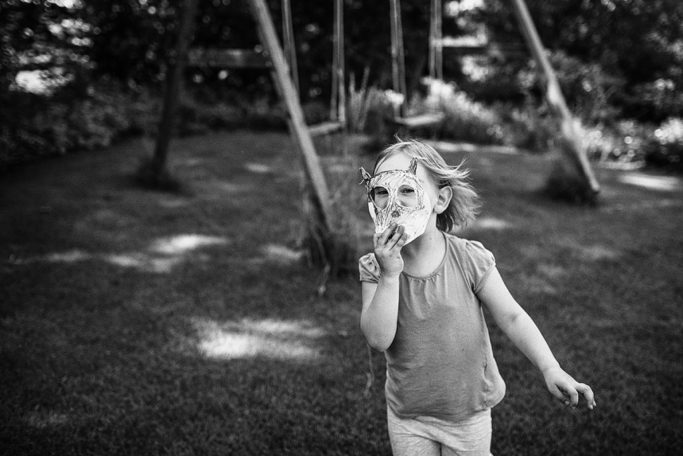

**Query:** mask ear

left=359, top=168, right=372, bottom=186
left=434, top=186, right=453, bottom=214
left=408, top=158, right=418, bottom=175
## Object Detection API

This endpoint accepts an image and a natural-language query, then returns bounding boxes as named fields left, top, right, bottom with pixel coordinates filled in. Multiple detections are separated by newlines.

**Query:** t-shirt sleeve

left=358, top=253, right=381, bottom=283
left=459, top=240, right=496, bottom=293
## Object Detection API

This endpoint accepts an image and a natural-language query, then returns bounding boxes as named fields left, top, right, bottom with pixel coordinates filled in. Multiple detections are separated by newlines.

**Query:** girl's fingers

left=558, top=384, right=579, bottom=407
left=376, top=224, right=396, bottom=247
left=385, top=225, right=405, bottom=250
left=577, top=383, right=596, bottom=410
left=549, top=378, right=595, bottom=410
left=395, top=230, right=409, bottom=249
left=373, top=231, right=382, bottom=248
left=569, top=388, right=579, bottom=407
left=547, top=384, right=564, bottom=402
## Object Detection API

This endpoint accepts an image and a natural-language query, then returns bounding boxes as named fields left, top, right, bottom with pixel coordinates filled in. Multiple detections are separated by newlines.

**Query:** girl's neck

left=401, top=227, right=446, bottom=276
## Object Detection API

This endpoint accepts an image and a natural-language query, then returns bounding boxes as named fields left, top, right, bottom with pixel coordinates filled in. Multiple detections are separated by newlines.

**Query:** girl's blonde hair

left=373, top=139, right=480, bottom=232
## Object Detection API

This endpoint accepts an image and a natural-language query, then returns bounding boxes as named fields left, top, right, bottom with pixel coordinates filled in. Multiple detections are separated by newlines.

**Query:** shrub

left=496, top=101, right=557, bottom=152
left=579, top=121, right=649, bottom=166
left=429, top=81, right=505, bottom=145
left=301, top=100, right=329, bottom=126
left=545, top=51, right=623, bottom=124
left=351, top=87, right=395, bottom=143
left=347, top=71, right=387, bottom=135
left=644, top=118, right=683, bottom=171
left=0, top=80, right=158, bottom=168
left=619, top=79, right=683, bottom=123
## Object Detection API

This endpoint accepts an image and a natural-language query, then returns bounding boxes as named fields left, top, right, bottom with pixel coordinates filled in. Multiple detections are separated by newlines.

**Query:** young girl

left=359, top=140, right=595, bottom=456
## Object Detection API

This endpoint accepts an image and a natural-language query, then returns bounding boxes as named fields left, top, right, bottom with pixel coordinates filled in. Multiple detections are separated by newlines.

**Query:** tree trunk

left=151, top=0, right=199, bottom=179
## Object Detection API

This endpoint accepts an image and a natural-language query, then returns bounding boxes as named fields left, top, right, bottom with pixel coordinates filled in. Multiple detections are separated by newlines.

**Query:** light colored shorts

left=387, top=406, right=493, bottom=456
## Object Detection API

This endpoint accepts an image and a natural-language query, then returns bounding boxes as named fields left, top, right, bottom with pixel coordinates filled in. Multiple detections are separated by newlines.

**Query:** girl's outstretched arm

left=478, top=267, right=596, bottom=410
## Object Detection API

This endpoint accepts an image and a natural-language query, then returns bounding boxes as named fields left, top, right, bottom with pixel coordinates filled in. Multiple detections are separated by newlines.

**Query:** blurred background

left=1, top=0, right=682, bottom=455
left=1, top=0, right=682, bottom=166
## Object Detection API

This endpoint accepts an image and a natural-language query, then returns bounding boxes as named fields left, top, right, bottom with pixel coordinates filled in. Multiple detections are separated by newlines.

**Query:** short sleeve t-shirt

left=359, top=233, right=506, bottom=421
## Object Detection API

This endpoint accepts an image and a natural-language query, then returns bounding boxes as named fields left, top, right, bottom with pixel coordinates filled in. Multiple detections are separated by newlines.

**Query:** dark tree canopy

left=2, top=0, right=681, bottom=118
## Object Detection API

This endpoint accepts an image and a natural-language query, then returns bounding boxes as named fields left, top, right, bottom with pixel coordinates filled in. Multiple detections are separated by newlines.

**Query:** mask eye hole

left=370, top=186, right=389, bottom=209
left=396, top=185, right=418, bottom=207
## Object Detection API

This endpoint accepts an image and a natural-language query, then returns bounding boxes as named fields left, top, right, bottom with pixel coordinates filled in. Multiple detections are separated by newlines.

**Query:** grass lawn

left=1, top=131, right=682, bottom=455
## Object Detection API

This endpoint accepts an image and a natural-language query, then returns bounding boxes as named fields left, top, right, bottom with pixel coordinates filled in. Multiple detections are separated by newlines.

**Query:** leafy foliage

left=476, top=0, right=683, bottom=121
left=0, top=80, right=156, bottom=168
left=2, top=0, right=683, bottom=168
left=645, top=118, right=683, bottom=170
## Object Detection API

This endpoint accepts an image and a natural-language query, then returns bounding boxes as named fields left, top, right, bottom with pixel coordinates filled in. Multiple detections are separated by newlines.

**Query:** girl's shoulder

left=444, top=233, right=496, bottom=292
left=444, top=232, right=491, bottom=254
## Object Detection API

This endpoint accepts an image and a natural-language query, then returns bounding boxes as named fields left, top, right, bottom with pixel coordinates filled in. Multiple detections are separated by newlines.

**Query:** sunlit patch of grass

left=469, top=216, right=514, bottom=231
left=6, top=234, right=230, bottom=274
left=243, top=162, right=272, bottom=174
left=149, top=234, right=229, bottom=255
left=190, top=317, right=326, bottom=361
left=618, top=172, right=681, bottom=192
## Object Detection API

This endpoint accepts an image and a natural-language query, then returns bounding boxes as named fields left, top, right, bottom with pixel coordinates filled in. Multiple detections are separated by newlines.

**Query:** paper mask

left=360, top=158, right=432, bottom=244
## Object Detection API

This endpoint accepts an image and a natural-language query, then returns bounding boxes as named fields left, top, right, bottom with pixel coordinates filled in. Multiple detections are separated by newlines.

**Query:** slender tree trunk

left=152, top=0, right=199, bottom=177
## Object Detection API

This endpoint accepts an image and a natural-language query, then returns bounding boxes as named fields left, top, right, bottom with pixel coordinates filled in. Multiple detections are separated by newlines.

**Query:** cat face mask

left=360, top=158, right=432, bottom=245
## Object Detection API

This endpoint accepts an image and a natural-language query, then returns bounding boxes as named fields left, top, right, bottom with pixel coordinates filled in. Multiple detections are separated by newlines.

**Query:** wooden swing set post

left=429, top=0, right=443, bottom=81
left=281, top=0, right=299, bottom=94
left=389, top=0, right=408, bottom=118
left=313, top=0, right=347, bottom=140
left=509, top=0, right=600, bottom=196
left=389, top=0, right=444, bottom=137
left=331, top=0, right=346, bottom=125
left=248, top=0, right=334, bottom=231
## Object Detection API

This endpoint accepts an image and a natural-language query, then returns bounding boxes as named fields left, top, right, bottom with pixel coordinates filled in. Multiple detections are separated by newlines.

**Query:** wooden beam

left=390, top=0, right=408, bottom=117
left=440, top=43, right=488, bottom=54
left=308, top=121, right=344, bottom=137
left=281, top=0, right=299, bottom=92
left=391, top=113, right=444, bottom=129
left=510, top=0, right=600, bottom=195
left=429, top=0, right=443, bottom=80
left=330, top=0, right=346, bottom=124
left=248, top=0, right=333, bottom=229
left=433, top=39, right=526, bottom=57
left=187, top=48, right=270, bottom=68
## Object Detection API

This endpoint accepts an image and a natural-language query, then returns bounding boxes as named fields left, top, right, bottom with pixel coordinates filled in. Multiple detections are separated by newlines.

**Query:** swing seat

left=308, top=121, right=345, bottom=137
left=391, top=112, right=444, bottom=129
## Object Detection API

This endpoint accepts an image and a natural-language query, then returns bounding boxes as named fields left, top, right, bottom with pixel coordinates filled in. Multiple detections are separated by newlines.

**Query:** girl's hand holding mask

left=373, top=223, right=408, bottom=278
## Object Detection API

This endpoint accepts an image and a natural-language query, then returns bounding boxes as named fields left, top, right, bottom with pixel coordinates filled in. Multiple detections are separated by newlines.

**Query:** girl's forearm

left=361, top=275, right=400, bottom=351
left=502, top=311, right=560, bottom=373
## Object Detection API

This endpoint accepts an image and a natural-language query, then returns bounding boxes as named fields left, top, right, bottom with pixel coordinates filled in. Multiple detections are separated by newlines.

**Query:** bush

left=579, top=121, right=649, bottom=166
left=347, top=71, right=388, bottom=135
left=0, top=81, right=293, bottom=169
left=617, top=79, right=683, bottom=123
left=495, top=101, right=557, bottom=152
left=350, top=87, right=395, bottom=141
left=429, top=81, right=505, bottom=145
left=547, top=52, right=623, bottom=124
left=301, top=101, right=330, bottom=126
left=0, top=80, right=158, bottom=168
left=644, top=118, right=683, bottom=171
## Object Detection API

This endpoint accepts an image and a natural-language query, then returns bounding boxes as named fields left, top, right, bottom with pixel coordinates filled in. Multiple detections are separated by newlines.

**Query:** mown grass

left=1, top=131, right=682, bottom=455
